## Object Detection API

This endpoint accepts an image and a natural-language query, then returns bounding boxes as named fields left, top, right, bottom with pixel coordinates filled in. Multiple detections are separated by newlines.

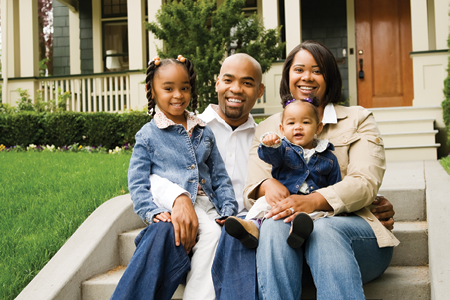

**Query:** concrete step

left=382, top=130, right=438, bottom=147
left=301, top=266, right=430, bottom=299
left=369, top=105, right=442, bottom=123
left=81, top=267, right=185, bottom=300
left=82, top=266, right=429, bottom=300
left=380, top=161, right=426, bottom=222
left=117, top=222, right=427, bottom=268
left=385, top=144, right=439, bottom=161
left=391, top=222, right=428, bottom=266
left=377, top=118, right=436, bottom=133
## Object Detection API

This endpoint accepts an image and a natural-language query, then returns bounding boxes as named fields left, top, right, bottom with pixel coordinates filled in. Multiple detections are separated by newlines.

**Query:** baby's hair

left=145, top=57, right=198, bottom=117
left=281, top=94, right=321, bottom=123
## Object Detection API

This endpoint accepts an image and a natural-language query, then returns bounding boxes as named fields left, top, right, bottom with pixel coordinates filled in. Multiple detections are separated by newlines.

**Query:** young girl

left=225, top=96, right=341, bottom=249
left=127, top=55, right=238, bottom=299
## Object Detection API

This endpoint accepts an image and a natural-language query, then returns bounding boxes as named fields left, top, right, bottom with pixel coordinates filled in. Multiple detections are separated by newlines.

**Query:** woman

left=243, top=41, right=400, bottom=299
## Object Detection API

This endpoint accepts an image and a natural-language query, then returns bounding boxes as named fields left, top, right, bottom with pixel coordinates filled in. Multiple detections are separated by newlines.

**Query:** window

left=102, top=0, right=128, bottom=18
left=243, top=0, right=257, bottom=16
left=103, top=22, right=129, bottom=72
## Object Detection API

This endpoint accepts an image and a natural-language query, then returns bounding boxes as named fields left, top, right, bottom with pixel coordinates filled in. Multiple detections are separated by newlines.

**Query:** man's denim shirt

left=128, top=119, right=238, bottom=224
left=258, top=137, right=341, bottom=195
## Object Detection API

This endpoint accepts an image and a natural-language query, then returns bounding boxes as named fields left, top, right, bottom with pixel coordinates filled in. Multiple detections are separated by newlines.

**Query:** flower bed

left=0, top=143, right=134, bottom=154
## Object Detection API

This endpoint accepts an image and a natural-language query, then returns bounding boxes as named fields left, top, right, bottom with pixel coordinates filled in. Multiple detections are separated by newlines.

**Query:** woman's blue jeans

left=110, top=218, right=258, bottom=300
left=256, top=216, right=393, bottom=300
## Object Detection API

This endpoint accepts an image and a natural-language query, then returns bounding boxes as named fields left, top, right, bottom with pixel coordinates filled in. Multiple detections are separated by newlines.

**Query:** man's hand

left=371, top=195, right=395, bottom=230
left=171, top=194, right=198, bottom=253
left=262, top=134, right=280, bottom=147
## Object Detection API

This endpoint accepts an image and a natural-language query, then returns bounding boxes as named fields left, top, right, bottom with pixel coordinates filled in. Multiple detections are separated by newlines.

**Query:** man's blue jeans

left=110, top=218, right=258, bottom=300
left=257, top=216, right=393, bottom=300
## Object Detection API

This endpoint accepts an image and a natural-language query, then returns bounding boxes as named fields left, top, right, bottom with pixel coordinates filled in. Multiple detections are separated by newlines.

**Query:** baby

left=225, top=96, right=341, bottom=249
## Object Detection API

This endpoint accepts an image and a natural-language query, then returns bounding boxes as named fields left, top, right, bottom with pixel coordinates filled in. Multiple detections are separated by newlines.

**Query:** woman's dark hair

left=279, top=40, right=342, bottom=107
left=145, top=58, right=198, bottom=117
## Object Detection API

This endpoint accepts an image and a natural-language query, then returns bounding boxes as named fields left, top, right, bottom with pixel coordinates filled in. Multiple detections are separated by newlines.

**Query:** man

left=111, top=53, right=394, bottom=300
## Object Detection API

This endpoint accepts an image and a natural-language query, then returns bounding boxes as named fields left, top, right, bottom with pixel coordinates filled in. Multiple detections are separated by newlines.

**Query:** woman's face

left=289, top=50, right=326, bottom=104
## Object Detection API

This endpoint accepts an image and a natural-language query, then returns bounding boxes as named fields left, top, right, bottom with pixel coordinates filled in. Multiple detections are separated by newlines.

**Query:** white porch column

left=92, top=0, right=102, bottom=73
left=261, top=0, right=278, bottom=30
left=69, top=10, right=81, bottom=74
left=433, top=0, right=449, bottom=50
left=284, top=0, right=301, bottom=54
left=127, top=0, right=147, bottom=111
left=127, top=0, right=146, bottom=70
left=19, top=0, right=39, bottom=77
left=410, top=0, right=429, bottom=51
left=148, top=0, right=163, bottom=60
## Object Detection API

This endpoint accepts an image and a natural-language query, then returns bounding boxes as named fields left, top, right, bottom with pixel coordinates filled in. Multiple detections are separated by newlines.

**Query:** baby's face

left=280, top=102, right=322, bottom=149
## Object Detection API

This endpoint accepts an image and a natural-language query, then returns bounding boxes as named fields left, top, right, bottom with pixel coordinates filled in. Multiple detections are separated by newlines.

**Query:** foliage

left=16, top=89, right=36, bottom=112
left=0, top=110, right=151, bottom=149
left=440, top=154, right=450, bottom=174
left=146, top=0, right=285, bottom=112
left=0, top=152, right=130, bottom=299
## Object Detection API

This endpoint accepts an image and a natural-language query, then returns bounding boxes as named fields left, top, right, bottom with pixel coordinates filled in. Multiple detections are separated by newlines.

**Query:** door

left=355, top=0, right=414, bottom=108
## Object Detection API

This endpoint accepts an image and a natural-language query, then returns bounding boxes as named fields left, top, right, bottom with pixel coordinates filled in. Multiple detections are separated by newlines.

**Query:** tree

left=38, top=0, right=53, bottom=76
left=146, top=0, right=285, bottom=111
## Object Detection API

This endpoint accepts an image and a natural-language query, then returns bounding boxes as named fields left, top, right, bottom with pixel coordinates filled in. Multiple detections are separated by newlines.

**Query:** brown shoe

left=225, top=216, right=259, bottom=249
left=287, top=213, right=313, bottom=249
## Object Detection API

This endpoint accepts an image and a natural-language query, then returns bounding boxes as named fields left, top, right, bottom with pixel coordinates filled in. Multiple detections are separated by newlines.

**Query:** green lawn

left=440, top=155, right=450, bottom=175
left=0, top=152, right=130, bottom=299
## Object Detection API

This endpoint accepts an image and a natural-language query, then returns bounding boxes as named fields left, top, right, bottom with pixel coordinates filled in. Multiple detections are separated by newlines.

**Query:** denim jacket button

left=310, top=186, right=314, bottom=190
left=201, top=179, right=206, bottom=184
left=188, top=164, right=195, bottom=169
left=210, top=193, right=213, bottom=197
left=296, top=185, right=299, bottom=188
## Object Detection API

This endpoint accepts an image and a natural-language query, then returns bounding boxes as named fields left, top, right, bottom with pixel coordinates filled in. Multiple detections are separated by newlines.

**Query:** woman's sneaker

left=224, top=216, right=259, bottom=249
left=287, top=213, right=314, bottom=248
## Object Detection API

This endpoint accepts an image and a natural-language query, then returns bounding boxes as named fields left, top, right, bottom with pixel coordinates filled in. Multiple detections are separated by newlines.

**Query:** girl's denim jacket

left=258, top=137, right=341, bottom=195
left=128, top=119, right=238, bottom=224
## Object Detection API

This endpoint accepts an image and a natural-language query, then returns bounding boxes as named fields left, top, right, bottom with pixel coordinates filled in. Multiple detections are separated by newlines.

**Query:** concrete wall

left=53, top=1, right=70, bottom=76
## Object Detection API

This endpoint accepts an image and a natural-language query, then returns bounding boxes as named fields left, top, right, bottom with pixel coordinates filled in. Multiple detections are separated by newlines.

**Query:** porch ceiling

left=58, top=0, right=79, bottom=12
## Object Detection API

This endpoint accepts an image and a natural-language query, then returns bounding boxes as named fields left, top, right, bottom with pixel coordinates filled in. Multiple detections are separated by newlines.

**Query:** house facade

left=1, top=0, right=449, bottom=158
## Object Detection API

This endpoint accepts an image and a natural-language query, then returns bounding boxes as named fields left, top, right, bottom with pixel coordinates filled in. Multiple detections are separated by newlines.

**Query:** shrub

left=0, top=111, right=151, bottom=148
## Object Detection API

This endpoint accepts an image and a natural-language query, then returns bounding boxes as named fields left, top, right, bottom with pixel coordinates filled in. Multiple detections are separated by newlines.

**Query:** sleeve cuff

left=260, top=132, right=282, bottom=148
left=145, top=208, right=170, bottom=225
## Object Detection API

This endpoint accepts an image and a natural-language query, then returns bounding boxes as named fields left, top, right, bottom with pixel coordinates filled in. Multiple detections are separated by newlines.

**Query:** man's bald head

left=215, top=53, right=265, bottom=127
left=220, top=53, right=263, bottom=85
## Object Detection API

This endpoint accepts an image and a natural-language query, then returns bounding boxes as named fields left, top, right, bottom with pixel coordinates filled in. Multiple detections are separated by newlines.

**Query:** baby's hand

left=153, top=211, right=172, bottom=223
left=262, top=134, right=280, bottom=146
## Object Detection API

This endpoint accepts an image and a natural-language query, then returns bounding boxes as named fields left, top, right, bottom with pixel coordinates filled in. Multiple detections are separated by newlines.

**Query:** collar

left=283, top=137, right=333, bottom=153
left=322, top=103, right=337, bottom=125
left=154, top=110, right=206, bottom=130
left=200, top=104, right=257, bottom=131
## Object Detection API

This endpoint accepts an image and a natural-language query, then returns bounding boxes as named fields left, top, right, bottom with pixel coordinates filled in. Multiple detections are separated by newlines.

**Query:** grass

left=0, top=152, right=130, bottom=299
left=440, top=155, right=450, bottom=174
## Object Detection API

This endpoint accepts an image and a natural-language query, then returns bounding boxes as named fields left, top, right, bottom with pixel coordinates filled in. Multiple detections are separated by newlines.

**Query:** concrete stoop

left=369, top=106, right=442, bottom=161
left=20, top=160, right=450, bottom=300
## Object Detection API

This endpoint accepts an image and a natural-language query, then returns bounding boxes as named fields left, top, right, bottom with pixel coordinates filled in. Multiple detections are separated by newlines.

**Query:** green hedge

left=444, top=31, right=450, bottom=145
left=0, top=111, right=151, bottom=148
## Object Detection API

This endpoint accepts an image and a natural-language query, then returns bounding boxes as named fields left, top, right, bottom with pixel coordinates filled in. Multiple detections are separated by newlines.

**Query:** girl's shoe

left=224, top=216, right=259, bottom=249
left=287, top=212, right=314, bottom=248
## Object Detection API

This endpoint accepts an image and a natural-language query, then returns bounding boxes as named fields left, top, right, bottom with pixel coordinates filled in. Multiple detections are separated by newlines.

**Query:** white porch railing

left=40, top=73, right=131, bottom=113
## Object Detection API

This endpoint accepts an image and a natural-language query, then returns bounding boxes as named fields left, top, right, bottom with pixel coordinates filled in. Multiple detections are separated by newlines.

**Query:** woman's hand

left=171, top=194, right=198, bottom=254
left=257, top=178, right=290, bottom=207
left=371, top=195, right=395, bottom=230
left=265, top=192, right=332, bottom=222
